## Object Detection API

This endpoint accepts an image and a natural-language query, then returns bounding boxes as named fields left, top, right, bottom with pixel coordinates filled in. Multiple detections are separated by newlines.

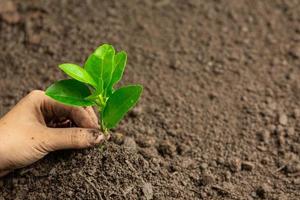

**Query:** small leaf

left=102, top=46, right=115, bottom=91
left=93, top=44, right=115, bottom=91
left=85, top=87, right=103, bottom=101
left=85, top=93, right=100, bottom=101
left=94, top=44, right=112, bottom=59
left=102, top=85, right=143, bottom=129
left=45, top=79, right=95, bottom=106
left=59, top=63, right=97, bottom=87
left=84, top=54, right=103, bottom=92
left=109, top=51, right=127, bottom=89
left=97, top=79, right=103, bottom=94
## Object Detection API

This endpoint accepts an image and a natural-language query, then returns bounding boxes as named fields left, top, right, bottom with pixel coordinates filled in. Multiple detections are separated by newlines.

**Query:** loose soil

left=0, top=0, right=300, bottom=199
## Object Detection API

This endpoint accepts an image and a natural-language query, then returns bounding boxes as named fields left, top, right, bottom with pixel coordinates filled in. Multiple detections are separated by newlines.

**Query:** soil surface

left=0, top=0, right=300, bottom=199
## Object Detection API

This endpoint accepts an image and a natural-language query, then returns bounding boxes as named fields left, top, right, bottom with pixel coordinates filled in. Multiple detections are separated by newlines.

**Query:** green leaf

left=110, top=51, right=127, bottom=88
left=84, top=54, right=103, bottom=92
left=93, top=44, right=115, bottom=92
left=102, top=47, right=115, bottom=91
left=85, top=93, right=100, bottom=101
left=97, top=79, right=103, bottom=94
left=45, top=79, right=95, bottom=106
left=59, top=63, right=97, bottom=87
left=94, top=44, right=112, bottom=59
left=84, top=87, right=103, bottom=101
left=102, top=85, right=143, bottom=129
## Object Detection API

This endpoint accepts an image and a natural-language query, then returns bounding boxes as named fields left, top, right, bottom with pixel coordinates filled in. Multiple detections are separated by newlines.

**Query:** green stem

left=96, top=94, right=108, bottom=135
left=99, top=95, right=106, bottom=106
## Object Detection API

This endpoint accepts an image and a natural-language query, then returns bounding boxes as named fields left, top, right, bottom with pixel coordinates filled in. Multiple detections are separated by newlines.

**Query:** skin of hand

left=0, top=90, right=105, bottom=177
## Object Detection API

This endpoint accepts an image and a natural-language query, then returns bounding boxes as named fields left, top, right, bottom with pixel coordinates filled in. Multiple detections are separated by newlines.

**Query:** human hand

left=0, top=90, right=105, bottom=177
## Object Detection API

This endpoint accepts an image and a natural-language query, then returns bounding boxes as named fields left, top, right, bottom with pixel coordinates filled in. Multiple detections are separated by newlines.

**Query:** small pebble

left=181, top=158, right=196, bottom=169
left=112, top=132, right=125, bottom=145
left=279, top=113, right=288, bottom=125
left=241, top=161, right=254, bottom=171
left=251, top=191, right=257, bottom=198
left=123, top=137, right=137, bottom=153
left=257, top=145, right=267, bottom=152
left=293, top=108, right=300, bottom=118
left=200, top=163, right=208, bottom=170
left=217, top=157, right=225, bottom=165
left=229, top=157, right=241, bottom=172
left=129, top=106, right=143, bottom=117
left=225, top=171, right=231, bottom=181
left=286, top=127, right=295, bottom=137
left=142, top=183, right=153, bottom=200
left=210, top=160, right=217, bottom=167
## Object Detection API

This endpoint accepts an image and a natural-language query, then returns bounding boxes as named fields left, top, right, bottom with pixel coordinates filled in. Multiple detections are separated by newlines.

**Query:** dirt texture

left=0, top=0, right=300, bottom=199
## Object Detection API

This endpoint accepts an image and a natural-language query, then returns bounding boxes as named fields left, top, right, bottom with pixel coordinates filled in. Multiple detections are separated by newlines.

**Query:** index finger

left=30, top=90, right=99, bottom=128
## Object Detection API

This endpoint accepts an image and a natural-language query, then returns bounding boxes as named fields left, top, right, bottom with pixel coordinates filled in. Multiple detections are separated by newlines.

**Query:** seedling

left=45, top=44, right=143, bottom=134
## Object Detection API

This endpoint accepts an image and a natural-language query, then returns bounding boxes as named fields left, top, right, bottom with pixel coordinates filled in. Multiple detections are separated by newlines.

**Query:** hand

left=0, top=90, right=105, bottom=177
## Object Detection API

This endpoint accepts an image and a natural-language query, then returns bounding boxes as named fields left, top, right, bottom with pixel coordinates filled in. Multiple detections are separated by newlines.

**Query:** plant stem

left=96, top=95, right=109, bottom=136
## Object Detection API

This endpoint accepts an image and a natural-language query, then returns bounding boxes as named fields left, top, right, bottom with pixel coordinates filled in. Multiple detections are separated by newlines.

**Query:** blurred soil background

left=0, top=0, right=300, bottom=199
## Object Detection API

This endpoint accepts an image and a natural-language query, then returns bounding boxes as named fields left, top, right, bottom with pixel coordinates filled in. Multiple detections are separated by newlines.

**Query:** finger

left=28, top=90, right=98, bottom=128
left=70, top=106, right=99, bottom=129
left=83, top=107, right=98, bottom=125
left=42, top=127, right=105, bottom=151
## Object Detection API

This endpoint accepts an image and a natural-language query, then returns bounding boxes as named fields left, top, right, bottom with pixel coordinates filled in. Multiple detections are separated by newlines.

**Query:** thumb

left=42, top=128, right=105, bottom=151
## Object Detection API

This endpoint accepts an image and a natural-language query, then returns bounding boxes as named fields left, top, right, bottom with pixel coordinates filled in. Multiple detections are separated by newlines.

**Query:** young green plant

left=45, top=44, right=143, bottom=134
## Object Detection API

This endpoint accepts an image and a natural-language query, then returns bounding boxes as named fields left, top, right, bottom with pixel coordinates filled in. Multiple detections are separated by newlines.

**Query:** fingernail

left=88, top=129, right=104, bottom=145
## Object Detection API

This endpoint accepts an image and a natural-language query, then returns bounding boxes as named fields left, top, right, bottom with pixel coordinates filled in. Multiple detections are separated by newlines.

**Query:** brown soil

left=0, top=0, right=300, bottom=199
